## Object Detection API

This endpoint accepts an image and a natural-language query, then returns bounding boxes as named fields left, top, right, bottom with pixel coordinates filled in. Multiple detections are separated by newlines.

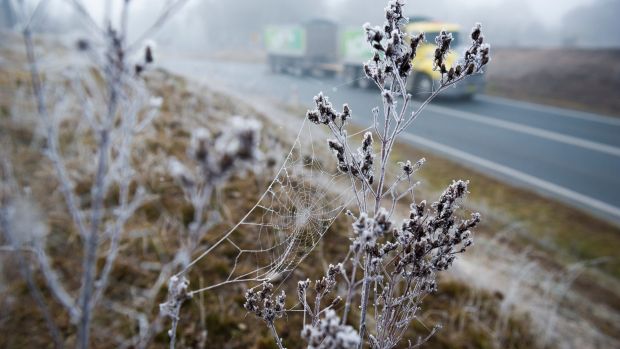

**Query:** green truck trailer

left=265, top=20, right=339, bottom=76
left=265, top=21, right=370, bottom=80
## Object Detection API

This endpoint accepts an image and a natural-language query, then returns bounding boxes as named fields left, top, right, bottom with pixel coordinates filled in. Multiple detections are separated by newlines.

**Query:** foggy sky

left=19, top=0, right=620, bottom=49
left=331, top=0, right=620, bottom=48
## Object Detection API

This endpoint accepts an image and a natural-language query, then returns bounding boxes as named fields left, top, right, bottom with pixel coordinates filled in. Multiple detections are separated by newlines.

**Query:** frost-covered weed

left=301, top=310, right=361, bottom=349
left=161, top=116, right=263, bottom=347
left=243, top=282, right=288, bottom=349
left=168, top=116, right=262, bottom=243
left=159, top=276, right=191, bottom=349
left=6, top=1, right=192, bottom=348
left=247, top=0, right=489, bottom=348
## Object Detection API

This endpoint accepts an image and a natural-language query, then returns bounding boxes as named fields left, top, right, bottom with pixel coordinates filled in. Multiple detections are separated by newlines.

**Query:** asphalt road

left=161, top=58, right=620, bottom=225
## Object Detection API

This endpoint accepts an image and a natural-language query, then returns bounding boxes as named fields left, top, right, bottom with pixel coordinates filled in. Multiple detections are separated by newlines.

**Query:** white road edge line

left=477, top=95, right=620, bottom=126
left=426, top=104, right=620, bottom=157
left=401, top=132, right=620, bottom=222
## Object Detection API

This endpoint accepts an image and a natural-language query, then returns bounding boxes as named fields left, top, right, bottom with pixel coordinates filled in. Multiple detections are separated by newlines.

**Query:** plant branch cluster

left=434, top=23, right=490, bottom=84
left=244, top=282, right=287, bottom=349
left=247, top=1, right=489, bottom=348
left=161, top=116, right=263, bottom=346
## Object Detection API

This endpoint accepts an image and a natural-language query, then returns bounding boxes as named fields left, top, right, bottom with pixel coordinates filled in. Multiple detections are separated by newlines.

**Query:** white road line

left=477, top=95, right=620, bottom=126
left=426, top=104, right=620, bottom=157
left=401, top=132, right=620, bottom=223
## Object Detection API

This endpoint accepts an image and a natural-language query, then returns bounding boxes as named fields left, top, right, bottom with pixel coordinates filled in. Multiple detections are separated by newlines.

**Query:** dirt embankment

left=485, top=48, right=620, bottom=117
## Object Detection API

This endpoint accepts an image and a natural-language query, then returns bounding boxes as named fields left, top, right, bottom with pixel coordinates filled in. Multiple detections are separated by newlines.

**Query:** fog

left=7, top=0, right=620, bottom=49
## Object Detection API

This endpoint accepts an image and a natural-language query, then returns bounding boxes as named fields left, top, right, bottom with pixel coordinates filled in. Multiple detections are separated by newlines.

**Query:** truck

left=265, top=20, right=339, bottom=76
left=264, top=18, right=486, bottom=99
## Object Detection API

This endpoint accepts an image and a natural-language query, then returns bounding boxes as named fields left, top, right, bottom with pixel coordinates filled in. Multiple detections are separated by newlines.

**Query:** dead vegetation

left=0, top=38, right=548, bottom=348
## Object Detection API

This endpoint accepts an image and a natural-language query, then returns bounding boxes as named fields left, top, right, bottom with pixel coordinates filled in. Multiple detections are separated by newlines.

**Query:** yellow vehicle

left=406, top=20, right=486, bottom=99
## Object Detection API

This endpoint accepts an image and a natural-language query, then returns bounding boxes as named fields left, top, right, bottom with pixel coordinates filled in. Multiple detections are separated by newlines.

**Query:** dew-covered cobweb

left=180, top=119, right=361, bottom=293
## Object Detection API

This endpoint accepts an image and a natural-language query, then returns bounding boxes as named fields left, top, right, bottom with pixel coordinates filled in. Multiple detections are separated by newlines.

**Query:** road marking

left=477, top=95, right=620, bottom=127
left=400, top=132, right=620, bottom=224
left=426, top=104, right=620, bottom=157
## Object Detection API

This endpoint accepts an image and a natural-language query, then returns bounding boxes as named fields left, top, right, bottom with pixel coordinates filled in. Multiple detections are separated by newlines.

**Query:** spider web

left=182, top=119, right=359, bottom=291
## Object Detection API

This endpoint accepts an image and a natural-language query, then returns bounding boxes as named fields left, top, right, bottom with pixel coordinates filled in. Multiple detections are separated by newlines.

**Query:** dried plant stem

left=341, top=251, right=360, bottom=325
left=357, top=254, right=371, bottom=348
left=299, top=3, right=488, bottom=348
left=77, top=37, right=123, bottom=349
left=22, top=27, right=88, bottom=240
left=168, top=310, right=181, bottom=349
left=269, top=323, right=285, bottom=349
left=22, top=25, right=81, bottom=320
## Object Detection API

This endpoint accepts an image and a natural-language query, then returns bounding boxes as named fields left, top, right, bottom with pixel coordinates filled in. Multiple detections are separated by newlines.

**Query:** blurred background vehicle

left=265, top=17, right=486, bottom=99
left=265, top=20, right=339, bottom=77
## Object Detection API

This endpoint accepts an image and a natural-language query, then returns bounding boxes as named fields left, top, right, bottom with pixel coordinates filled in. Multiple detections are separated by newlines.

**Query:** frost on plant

left=167, top=116, right=263, bottom=243
left=246, top=0, right=489, bottom=348
left=244, top=282, right=287, bottom=349
left=160, top=108, right=359, bottom=346
left=160, top=116, right=264, bottom=344
left=159, top=275, right=191, bottom=348
left=301, top=310, right=361, bottom=349
left=3, top=1, right=195, bottom=347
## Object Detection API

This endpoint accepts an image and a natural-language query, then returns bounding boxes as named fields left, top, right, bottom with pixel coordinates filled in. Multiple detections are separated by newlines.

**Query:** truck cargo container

left=265, top=20, right=339, bottom=76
